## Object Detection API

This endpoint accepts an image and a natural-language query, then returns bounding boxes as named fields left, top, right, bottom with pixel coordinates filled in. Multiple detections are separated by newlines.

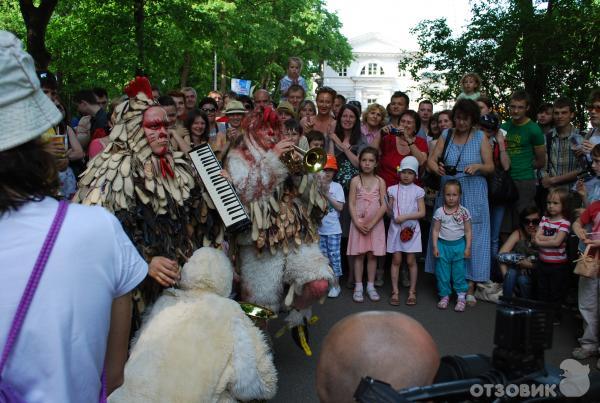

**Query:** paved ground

left=268, top=271, right=588, bottom=402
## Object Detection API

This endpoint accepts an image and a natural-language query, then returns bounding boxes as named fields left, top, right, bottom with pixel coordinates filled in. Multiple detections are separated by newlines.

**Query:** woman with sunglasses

left=497, top=206, right=541, bottom=298
left=198, top=97, right=226, bottom=154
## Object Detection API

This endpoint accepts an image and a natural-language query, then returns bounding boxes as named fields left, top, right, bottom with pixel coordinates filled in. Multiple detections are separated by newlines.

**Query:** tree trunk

left=179, top=51, right=191, bottom=87
left=220, top=60, right=227, bottom=94
left=133, top=0, right=145, bottom=72
left=19, top=0, right=58, bottom=70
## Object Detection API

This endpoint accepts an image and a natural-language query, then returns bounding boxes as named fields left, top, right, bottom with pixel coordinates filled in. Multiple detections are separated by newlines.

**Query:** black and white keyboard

left=189, top=143, right=251, bottom=232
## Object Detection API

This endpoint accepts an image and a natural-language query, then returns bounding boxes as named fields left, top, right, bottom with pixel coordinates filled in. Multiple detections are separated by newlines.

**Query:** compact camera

left=443, top=165, right=458, bottom=176
left=391, top=127, right=403, bottom=137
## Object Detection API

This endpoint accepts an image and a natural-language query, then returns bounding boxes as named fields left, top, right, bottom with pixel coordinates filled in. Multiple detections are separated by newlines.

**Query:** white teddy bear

left=109, top=247, right=277, bottom=402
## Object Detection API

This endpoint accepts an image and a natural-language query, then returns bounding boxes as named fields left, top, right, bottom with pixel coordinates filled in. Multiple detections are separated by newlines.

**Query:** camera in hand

left=443, top=164, right=458, bottom=176
left=353, top=297, right=596, bottom=402
left=391, top=127, right=403, bottom=137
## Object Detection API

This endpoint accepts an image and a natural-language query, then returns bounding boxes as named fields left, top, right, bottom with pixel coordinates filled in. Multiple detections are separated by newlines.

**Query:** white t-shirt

left=318, top=181, right=345, bottom=236
left=433, top=205, right=472, bottom=241
left=0, top=198, right=147, bottom=403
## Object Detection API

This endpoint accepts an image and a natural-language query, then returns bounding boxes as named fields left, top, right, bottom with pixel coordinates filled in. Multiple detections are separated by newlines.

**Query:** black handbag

left=422, top=130, right=453, bottom=191
left=488, top=141, right=519, bottom=205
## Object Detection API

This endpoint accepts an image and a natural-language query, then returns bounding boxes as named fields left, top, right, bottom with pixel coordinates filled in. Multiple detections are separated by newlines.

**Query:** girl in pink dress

left=348, top=147, right=387, bottom=302
left=386, top=156, right=426, bottom=306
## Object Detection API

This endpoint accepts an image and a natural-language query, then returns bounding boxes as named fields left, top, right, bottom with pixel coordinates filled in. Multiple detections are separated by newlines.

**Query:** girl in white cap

left=386, top=156, right=426, bottom=306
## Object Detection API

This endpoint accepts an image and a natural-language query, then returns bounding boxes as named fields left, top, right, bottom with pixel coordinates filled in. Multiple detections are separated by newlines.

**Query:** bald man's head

left=316, top=311, right=440, bottom=403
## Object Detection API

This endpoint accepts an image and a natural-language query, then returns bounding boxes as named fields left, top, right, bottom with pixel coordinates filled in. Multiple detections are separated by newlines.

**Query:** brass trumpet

left=239, top=301, right=276, bottom=323
left=281, top=145, right=327, bottom=174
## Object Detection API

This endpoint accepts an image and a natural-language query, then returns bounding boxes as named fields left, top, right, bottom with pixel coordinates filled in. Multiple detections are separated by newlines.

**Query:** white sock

left=355, top=282, right=363, bottom=291
left=367, top=282, right=375, bottom=290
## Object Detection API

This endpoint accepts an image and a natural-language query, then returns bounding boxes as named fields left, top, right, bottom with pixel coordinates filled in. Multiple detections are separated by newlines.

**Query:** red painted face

left=143, top=107, right=170, bottom=156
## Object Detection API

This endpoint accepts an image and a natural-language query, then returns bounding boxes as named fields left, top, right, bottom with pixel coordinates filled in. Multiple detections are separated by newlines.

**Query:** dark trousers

left=535, top=261, right=570, bottom=317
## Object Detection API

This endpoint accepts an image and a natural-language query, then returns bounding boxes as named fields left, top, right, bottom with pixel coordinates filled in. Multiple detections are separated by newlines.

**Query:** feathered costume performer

left=74, top=77, right=221, bottom=317
left=225, top=107, right=333, bottom=355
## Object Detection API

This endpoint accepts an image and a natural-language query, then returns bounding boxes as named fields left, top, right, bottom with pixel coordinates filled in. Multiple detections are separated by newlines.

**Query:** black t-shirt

left=90, top=108, right=109, bottom=135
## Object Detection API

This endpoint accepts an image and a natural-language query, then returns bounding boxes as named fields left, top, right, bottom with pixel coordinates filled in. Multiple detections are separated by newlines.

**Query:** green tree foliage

left=400, top=0, right=600, bottom=126
left=0, top=0, right=352, bottom=102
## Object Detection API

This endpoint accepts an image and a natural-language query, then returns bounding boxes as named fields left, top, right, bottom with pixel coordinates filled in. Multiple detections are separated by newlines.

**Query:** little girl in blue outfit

left=432, top=180, right=472, bottom=312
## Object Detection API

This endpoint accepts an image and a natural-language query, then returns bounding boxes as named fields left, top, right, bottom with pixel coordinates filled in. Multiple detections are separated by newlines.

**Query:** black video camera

left=353, top=297, right=591, bottom=402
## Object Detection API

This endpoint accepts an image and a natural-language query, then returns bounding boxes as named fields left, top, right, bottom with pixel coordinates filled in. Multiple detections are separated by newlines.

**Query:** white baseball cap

left=399, top=155, right=419, bottom=178
left=0, top=31, right=62, bottom=152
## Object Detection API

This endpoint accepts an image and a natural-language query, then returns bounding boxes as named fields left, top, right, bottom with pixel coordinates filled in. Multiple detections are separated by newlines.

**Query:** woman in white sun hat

left=0, top=31, right=147, bottom=402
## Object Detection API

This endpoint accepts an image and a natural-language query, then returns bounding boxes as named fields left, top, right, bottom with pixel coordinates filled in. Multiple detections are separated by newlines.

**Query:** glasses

left=523, top=218, right=540, bottom=226
left=587, top=105, right=600, bottom=113
left=201, top=107, right=216, bottom=113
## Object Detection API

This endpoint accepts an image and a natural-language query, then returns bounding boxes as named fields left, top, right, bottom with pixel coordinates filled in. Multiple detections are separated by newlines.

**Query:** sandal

left=437, top=296, right=449, bottom=309
left=389, top=291, right=400, bottom=306
left=406, top=290, right=417, bottom=306
left=455, top=298, right=466, bottom=312
left=366, top=287, right=380, bottom=302
left=353, top=288, right=364, bottom=303
left=466, top=294, right=477, bottom=307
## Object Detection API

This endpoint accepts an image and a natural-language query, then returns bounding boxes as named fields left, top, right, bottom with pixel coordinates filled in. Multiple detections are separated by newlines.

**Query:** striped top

left=538, top=216, right=571, bottom=263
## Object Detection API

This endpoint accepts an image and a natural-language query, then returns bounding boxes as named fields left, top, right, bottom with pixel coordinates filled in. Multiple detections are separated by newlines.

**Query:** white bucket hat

left=0, top=31, right=62, bottom=152
left=399, top=155, right=419, bottom=178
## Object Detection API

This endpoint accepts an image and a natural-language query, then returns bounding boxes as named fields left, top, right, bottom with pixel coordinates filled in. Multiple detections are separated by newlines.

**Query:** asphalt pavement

left=268, top=271, right=587, bottom=402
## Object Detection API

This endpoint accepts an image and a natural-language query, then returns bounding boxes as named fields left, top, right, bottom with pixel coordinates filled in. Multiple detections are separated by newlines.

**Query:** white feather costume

left=109, top=247, right=277, bottom=403
left=225, top=123, right=333, bottom=325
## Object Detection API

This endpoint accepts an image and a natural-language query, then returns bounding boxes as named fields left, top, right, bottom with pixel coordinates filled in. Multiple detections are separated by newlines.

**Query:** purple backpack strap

left=0, top=200, right=68, bottom=377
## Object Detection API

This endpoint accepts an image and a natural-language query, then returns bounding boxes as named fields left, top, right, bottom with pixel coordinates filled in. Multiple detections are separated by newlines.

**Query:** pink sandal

left=455, top=298, right=466, bottom=312
left=437, top=296, right=449, bottom=309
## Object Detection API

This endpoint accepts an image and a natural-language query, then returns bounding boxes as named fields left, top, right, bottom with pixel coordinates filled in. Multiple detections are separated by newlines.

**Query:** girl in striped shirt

left=534, top=188, right=571, bottom=321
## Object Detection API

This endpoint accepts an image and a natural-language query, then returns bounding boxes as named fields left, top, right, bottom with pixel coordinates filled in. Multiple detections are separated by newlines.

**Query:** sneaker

left=572, top=347, right=598, bottom=360
left=437, top=296, right=449, bottom=309
left=366, top=287, right=380, bottom=302
left=466, top=294, right=477, bottom=307
left=401, top=269, right=410, bottom=288
left=454, top=298, right=466, bottom=312
left=328, top=286, right=341, bottom=298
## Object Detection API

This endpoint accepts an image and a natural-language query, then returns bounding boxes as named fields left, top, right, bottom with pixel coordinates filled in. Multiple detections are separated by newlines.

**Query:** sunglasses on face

left=523, top=218, right=540, bottom=226
left=587, top=105, right=600, bottom=113
left=201, top=107, right=216, bottom=113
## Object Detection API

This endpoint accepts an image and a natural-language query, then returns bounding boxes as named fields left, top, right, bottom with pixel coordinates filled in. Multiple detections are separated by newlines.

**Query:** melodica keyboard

left=189, top=143, right=251, bottom=232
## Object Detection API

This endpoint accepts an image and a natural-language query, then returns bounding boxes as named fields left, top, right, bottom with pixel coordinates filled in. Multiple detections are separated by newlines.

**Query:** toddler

left=279, top=56, right=308, bottom=99
left=432, top=180, right=472, bottom=312
left=456, top=73, right=481, bottom=101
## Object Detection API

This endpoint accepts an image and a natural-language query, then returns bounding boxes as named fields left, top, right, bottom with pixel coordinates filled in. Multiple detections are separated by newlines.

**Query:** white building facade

left=323, top=33, right=449, bottom=111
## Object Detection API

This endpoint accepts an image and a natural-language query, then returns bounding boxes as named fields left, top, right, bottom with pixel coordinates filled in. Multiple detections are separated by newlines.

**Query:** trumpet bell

left=303, top=146, right=327, bottom=173
left=239, top=301, right=276, bottom=321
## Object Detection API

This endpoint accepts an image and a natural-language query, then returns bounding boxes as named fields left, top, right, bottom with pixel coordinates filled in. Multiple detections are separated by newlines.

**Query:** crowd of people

left=3, top=27, right=600, bottom=400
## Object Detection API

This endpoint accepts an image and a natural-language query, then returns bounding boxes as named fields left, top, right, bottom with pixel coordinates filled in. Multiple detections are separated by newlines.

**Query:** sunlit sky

left=325, top=0, right=473, bottom=50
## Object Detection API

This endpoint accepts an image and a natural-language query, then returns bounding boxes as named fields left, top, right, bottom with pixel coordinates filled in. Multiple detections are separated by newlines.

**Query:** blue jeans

left=502, top=266, right=532, bottom=299
left=490, top=204, right=505, bottom=260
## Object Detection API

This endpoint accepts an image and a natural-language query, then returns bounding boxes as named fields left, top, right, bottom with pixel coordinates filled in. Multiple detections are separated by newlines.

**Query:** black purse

left=422, top=129, right=453, bottom=191
left=488, top=141, right=519, bottom=205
